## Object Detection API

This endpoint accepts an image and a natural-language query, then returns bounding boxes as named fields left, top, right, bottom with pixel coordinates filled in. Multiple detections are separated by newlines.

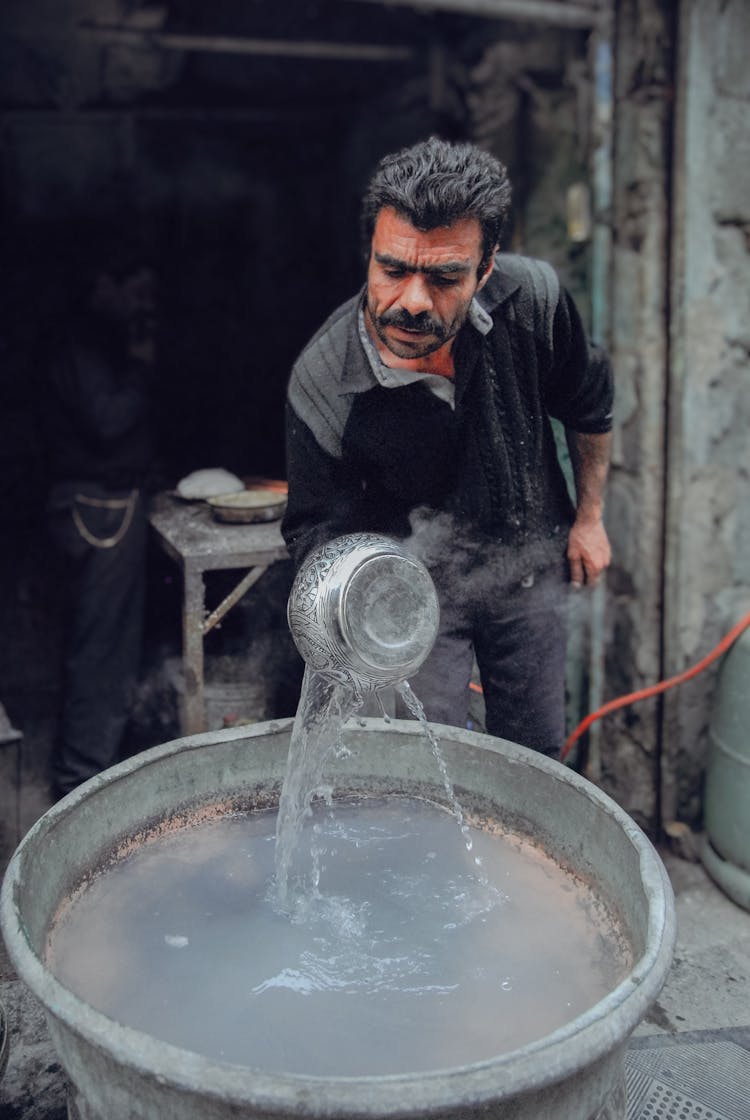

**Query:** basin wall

left=1, top=718, right=675, bottom=1120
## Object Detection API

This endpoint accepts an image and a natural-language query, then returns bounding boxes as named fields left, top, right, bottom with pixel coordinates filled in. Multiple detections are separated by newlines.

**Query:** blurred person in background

left=43, top=241, right=158, bottom=797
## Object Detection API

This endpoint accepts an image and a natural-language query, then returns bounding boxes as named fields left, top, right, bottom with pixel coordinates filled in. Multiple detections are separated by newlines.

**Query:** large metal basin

left=1, top=719, right=675, bottom=1120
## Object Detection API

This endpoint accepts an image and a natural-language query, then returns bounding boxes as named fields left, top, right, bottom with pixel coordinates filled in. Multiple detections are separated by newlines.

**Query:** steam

left=404, top=507, right=568, bottom=606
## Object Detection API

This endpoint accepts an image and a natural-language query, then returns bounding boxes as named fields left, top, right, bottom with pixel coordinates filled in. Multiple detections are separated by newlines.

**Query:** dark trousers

left=396, top=561, right=569, bottom=758
left=48, top=483, right=147, bottom=793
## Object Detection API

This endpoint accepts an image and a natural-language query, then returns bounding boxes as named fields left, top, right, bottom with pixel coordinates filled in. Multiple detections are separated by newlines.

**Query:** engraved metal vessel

left=286, top=533, right=440, bottom=690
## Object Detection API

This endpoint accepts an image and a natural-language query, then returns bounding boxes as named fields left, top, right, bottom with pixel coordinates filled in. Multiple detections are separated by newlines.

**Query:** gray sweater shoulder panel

left=482, top=254, right=561, bottom=350
left=287, top=296, right=360, bottom=460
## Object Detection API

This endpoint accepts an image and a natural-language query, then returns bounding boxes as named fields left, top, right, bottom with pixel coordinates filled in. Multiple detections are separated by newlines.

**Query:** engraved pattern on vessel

left=288, top=534, right=387, bottom=680
left=288, top=533, right=437, bottom=689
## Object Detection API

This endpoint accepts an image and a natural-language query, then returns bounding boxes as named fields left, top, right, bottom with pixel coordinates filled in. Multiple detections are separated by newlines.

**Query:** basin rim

left=0, top=717, right=676, bottom=1118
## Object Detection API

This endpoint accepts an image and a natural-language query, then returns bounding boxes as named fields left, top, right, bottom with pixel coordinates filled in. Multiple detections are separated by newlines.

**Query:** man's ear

left=476, top=248, right=497, bottom=291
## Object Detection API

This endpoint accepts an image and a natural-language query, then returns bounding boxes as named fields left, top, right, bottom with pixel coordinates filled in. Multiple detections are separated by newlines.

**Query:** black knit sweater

left=282, top=254, right=613, bottom=571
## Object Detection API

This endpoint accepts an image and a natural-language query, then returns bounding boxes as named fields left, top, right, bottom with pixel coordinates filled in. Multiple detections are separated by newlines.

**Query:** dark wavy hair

left=361, top=137, right=512, bottom=272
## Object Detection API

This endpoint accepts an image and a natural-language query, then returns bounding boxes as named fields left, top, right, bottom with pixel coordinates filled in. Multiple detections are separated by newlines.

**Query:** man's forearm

left=565, top=429, right=612, bottom=522
left=564, top=429, right=612, bottom=585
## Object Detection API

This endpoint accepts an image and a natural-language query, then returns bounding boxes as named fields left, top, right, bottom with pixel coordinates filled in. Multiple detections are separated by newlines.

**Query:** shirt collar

left=475, top=256, right=523, bottom=316
left=340, top=260, right=518, bottom=398
left=468, top=297, right=493, bottom=336
left=355, top=307, right=457, bottom=406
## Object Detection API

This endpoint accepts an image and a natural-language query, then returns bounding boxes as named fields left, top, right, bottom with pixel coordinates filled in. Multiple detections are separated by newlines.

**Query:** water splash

left=397, top=680, right=480, bottom=868
left=274, top=669, right=487, bottom=912
left=274, top=666, right=362, bottom=911
left=374, top=690, right=392, bottom=722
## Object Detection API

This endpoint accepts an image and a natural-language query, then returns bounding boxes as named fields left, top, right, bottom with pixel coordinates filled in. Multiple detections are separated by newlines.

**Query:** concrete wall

left=601, top=0, right=673, bottom=833
left=662, top=0, right=750, bottom=825
left=603, top=0, right=750, bottom=834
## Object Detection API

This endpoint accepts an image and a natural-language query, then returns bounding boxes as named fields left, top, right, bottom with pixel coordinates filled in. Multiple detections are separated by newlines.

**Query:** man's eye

left=433, top=275, right=459, bottom=287
left=383, top=268, right=406, bottom=279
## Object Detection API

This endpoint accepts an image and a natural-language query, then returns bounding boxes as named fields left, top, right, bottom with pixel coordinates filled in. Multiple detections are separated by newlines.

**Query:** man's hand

left=567, top=515, right=611, bottom=587
left=564, top=429, right=612, bottom=587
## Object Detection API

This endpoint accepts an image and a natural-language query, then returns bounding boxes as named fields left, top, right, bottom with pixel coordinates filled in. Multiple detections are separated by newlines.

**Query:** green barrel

left=701, top=626, right=750, bottom=911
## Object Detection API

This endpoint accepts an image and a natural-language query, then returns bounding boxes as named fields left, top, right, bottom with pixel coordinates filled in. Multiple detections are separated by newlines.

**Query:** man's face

left=366, top=207, right=493, bottom=363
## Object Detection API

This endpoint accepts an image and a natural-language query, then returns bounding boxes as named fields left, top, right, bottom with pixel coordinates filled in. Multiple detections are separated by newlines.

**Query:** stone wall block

left=673, top=473, right=734, bottom=654
left=714, top=0, right=750, bottom=100
left=599, top=717, right=658, bottom=835
left=603, top=0, right=674, bottom=832
left=713, top=227, right=750, bottom=349
left=711, top=99, right=750, bottom=223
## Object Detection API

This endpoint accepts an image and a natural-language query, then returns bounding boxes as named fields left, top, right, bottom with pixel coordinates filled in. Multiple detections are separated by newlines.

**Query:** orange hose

left=561, top=607, right=750, bottom=762
left=468, top=609, right=750, bottom=763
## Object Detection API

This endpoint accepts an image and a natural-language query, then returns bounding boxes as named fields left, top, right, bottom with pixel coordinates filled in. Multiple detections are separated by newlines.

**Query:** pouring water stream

left=276, top=533, right=477, bottom=913
left=274, top=667, right=480, bottom=912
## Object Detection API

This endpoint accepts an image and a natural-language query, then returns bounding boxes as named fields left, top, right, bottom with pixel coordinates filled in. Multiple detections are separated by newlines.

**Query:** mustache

left=378, top=308, right=446, bottom=336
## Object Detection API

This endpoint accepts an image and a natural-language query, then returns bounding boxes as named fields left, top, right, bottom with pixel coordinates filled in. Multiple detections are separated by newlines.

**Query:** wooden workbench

left=148, top=492, right=288, bottom=734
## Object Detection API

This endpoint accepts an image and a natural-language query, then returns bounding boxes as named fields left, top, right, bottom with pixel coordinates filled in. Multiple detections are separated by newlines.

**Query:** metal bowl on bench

left=207, top=489, right=288, bottom=524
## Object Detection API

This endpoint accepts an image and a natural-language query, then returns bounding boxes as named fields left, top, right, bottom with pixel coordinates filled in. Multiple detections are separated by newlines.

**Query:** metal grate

left=627, top=1036, right=750, bottom=1120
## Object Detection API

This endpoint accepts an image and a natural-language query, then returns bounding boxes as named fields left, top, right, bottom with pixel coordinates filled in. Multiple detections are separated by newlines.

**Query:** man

left=282, top=138, right=612, bottom=757
left=44, top=246, right=157, bottom=796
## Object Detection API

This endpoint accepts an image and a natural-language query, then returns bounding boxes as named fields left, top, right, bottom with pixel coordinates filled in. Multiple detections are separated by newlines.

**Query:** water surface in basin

left=47, top=795, right=631, bottom=1076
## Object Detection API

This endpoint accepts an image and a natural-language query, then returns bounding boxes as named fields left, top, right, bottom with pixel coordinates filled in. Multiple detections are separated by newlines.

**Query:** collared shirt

left=357, top=297, right=493, bottom=411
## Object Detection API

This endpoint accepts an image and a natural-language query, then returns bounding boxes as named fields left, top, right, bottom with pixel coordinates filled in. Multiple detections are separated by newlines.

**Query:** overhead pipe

left=78, top=25, right=414, bottom=63
left=342, top=0, right=603, bottom=30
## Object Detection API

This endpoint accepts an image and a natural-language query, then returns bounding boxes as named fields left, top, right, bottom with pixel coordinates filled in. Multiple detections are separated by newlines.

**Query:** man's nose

left=399, top=272, right=434, bottom=315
